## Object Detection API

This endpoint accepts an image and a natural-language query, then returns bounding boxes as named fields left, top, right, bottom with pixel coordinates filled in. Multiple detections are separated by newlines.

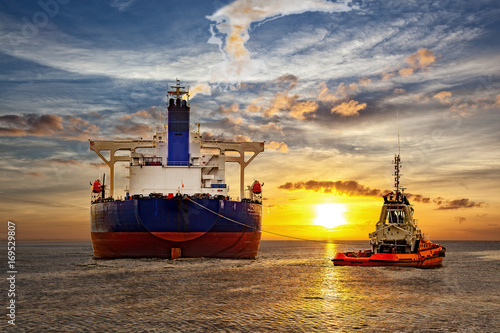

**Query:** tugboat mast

left=394, top=154, right=403, bottom=202
left=394, top=111, right=404, bottom=202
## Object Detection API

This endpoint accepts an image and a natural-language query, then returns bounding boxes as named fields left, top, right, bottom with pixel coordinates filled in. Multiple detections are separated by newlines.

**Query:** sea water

left=1, top=240, right=499, bottom=332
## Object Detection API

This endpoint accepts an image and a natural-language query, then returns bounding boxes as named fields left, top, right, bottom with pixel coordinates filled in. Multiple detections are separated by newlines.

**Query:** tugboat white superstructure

left=333, top=154, right=446, bottom=268
left=89, top=80, right=265, bottom=259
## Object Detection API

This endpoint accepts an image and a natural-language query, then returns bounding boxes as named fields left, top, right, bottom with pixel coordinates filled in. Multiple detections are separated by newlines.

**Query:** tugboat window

left=387, top=210, right=406, bottom=224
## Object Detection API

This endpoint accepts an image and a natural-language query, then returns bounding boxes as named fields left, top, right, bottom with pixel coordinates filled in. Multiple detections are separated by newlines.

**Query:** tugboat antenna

left=397, top=111, right=401, bottom=157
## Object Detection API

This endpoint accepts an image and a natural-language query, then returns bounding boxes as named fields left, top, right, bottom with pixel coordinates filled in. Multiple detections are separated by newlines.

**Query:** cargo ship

left=333, top=154, right=446, bottom=268
left=89, top=80, right=264, bottom=259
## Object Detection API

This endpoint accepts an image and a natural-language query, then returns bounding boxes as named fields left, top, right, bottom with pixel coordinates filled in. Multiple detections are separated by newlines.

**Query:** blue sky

left=1, top=0, right=499, bottom=240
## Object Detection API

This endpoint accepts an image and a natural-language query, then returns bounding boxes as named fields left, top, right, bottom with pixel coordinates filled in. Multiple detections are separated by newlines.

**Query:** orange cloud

left=218, top=103, right=240, bottom=114
left=381, top=72, right=395, bottom=81
left=266, top=141, right=289, bottom=153
left=358, top=77, right=372, bottom=86
left=495, top=94, right=500, bottom=107
left=190, top=83, right=211, bottom=98
left=245, top=97, right=264, bottom=113
left=26, top=172, right=44, bottom=177
left=120, top=108, right=155, bottom=121
left=263, top=91, right=299, bottom=117
left=383, top=49, right=437, bottom=81
left=335, top=82, right=358, bottom=99
left=232, top=134, right=252, bottom=142
left=249, top=122, right=283, bottom=134
left=406, top=48, right=436, bottom=70
left=318, top=82, right=338, bottom=103
left=433, top=91, right=453, bottom=104
left=398, top=67, right=414, bottom=77
left=290, top=101, right=318, bottom=120
left=331, top=100, right=366, bottom=116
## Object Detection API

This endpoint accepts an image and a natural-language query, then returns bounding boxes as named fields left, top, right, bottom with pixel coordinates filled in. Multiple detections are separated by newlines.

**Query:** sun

left=313, top=203, right=347, bottom=229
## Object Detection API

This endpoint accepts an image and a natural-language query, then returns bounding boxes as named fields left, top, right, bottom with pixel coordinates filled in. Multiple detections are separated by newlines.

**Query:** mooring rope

left=185, top=197, right=334, bottom=244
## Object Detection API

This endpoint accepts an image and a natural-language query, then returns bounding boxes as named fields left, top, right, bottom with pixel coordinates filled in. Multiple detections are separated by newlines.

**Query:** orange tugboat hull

left=333, top=246, right=445, bottom=268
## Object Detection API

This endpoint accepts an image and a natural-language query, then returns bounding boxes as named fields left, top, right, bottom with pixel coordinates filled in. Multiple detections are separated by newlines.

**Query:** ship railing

left=166, top=161, right=190, bottom=166
left=143, top=156, right=163, bottom=166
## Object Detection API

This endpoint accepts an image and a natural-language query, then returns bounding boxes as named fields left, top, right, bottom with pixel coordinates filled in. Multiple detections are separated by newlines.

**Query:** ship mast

left=394, top=112, right=404, bottom=202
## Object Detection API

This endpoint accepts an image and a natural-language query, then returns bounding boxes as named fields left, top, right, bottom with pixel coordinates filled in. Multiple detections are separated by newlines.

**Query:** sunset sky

left=1, top=0, right=499, bottom=241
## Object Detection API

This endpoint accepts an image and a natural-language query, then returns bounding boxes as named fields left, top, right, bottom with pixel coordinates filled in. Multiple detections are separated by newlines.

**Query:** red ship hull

left=91, top=231, right=262, bottom=259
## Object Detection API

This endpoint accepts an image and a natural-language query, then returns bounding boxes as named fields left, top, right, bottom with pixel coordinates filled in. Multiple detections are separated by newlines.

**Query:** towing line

left=185, top=197, right=334, bottom=243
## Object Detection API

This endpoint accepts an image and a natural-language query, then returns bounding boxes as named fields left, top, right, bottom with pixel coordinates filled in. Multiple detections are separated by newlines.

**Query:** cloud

left=252, top=86, right=318, bottom=119
left=318, top=82, right=339, bottom=103
left=406, top=193, right=431, bottom=204
left=262, top=91, right=299, bottom=117
left=279, top=180, right=487, bottom=210
left=201, top=131, right=251, bottom=142
left=265, top=141, right=289, bottom=153
left=278, top=180, right=384, bottom=197
left=398, top=49, right=436, bottom=77
left=330, top=100, right=366, bottom=116
left=26, top=172, right=44, bottom=177
left=437, top=198, right=486, bottom=210
left=0, top=114, right=63, bottom=136
left=0, top=113, right=101, bottom=141
left=382, top=49, right=438, bottom=81
left=206, top=0, right=354, bottom=83
left=433, top=91, right=452, bottom=104
left=455, top=216, right=467, bottom=224
left=406, top=48, right=436, bottom=70
left=274, top=74, right=298, bottom=90
left=114, top=124, right=152, bottom=137
left=217, top=104, right=240, bottom=114
left=398, top=67, right=414, bottom=77
left=358, top=77, right=372, bottom=86
left=248, top=122, right=284, bottom=136
left=232, top=134, right=252, bottom=142
left=120, top=108, right=154, bottom=121
left=290, top=101, right=318, bottom=120
left=317, top=81, right=365, bottom=116
left=49, top=159, right=83, bottom=166
left=90, top=162, right=107, bottom=168
left=495, top=94, right=500, bottom=107
left=0, top=113, right=99, bottom=140
left=381, top=72, right=395, bottom=81
left=110, top=0, right=136, bottom=12
left=190, top=83, right=212, bottom=98
left=425, top=90, right=496, bottom=116
left=335, top=82, right=359, bottom=99
left=245, top=98, right=264, bottom=113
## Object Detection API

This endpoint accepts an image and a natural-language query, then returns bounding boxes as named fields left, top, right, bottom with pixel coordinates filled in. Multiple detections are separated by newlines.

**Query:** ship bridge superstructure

left=89, top=80, right=264, bottom=200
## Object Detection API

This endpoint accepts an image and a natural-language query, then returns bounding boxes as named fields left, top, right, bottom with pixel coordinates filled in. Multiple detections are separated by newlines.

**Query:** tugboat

left=89, top=80, right=264, bottom=259
left=333, top=154, right=446, bottom=268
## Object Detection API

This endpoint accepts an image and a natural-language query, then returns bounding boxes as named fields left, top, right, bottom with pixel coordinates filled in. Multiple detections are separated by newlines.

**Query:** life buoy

left=252, top=181, right=262, bottom=194
left=92, top=180, right=102, bottom=193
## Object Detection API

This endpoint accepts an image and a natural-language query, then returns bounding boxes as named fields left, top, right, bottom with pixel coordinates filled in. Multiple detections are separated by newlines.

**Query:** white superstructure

left=128, top=128, right=228, bottom=197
